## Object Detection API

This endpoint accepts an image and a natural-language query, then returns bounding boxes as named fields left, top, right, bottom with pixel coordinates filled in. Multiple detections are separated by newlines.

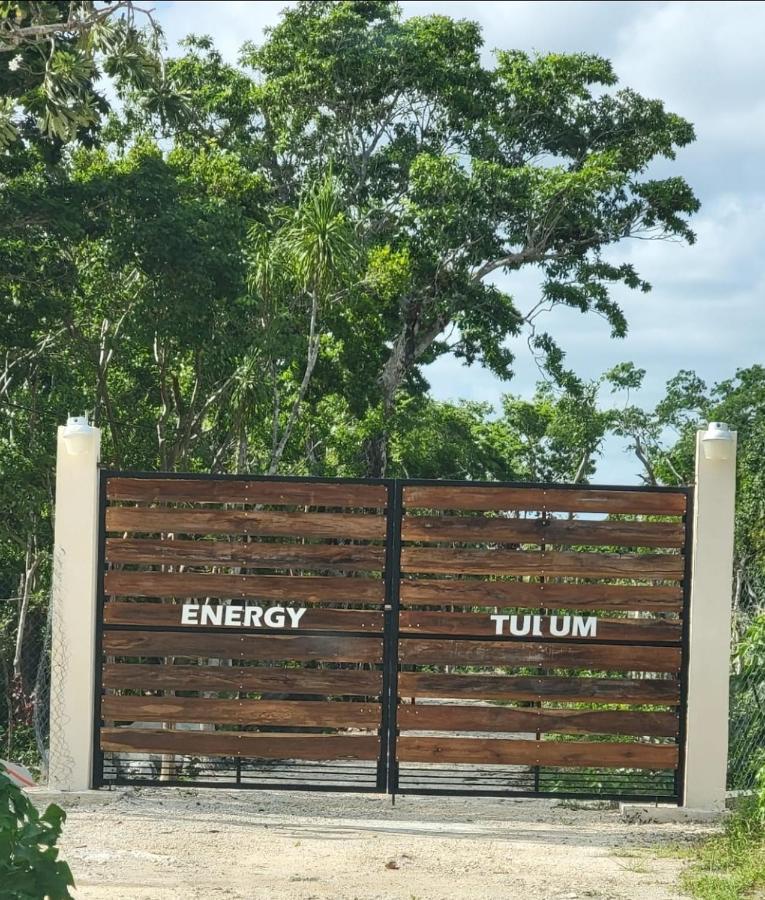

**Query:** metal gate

left=94, top=472, right=691, bottom=803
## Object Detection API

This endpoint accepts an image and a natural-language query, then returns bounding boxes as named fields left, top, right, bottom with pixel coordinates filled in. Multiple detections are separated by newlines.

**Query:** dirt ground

left=33, top=788, right=715, bottom=900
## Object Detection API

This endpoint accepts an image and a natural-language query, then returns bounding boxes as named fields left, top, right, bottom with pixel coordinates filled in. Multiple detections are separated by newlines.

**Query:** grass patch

left=680, top=799, right=765, bottom=899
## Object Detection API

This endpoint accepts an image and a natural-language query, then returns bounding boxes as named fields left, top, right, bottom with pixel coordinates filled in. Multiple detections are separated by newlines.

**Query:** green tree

left=122, top=3, right=698, bottom=475
left=0, top=0, right=184, bottom=147
left=229, top=0, right=698, bottom=474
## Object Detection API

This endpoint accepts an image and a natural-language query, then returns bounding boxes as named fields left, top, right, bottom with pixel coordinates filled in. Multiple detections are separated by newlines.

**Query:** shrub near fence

left=729, top=609, right=765, bottom=791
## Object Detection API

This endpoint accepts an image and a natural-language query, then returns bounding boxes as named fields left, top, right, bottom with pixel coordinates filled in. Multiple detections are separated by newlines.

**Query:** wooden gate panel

left=394, top=480, right=690, bottom=802
left=96, top=473, right=390, bottom=792
left=396, top=672, right=681, bottom=704
left=100, top=730, right=381, bottom=761
left=102, top=663, right=383, bottom=696
left=401, top=484, right=687, bottom=514
left=400, top=579, right=683, bottom=611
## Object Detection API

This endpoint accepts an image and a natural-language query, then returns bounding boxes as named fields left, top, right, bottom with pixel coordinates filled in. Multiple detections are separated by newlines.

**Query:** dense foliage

left=0, top=772, right=74, bottom=899
left=678, top=769, right=765, bottom=899
left=0, top=1, right=184, bottom=147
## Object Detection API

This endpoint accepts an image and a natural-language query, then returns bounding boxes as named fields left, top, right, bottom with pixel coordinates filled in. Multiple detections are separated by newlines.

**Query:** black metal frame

left=676, top=487, right=695, bottom=806
left=92, top=468, right=693, bottom=803
left=382, top=480, right=403, bottom=797
left=91, top=469, right=108, bottom=789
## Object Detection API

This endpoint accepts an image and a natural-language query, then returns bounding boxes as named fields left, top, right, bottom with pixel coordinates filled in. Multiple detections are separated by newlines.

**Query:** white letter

left=549, top=615, right=571, bottom=637
left=224, top=605, right=243, bottom=626
left=490, top=614, right=510, bottom=635
left=532, top=614, right=543, bottom=636
left=244, top=606, right=263, bottom=628
left=264, top=607, right=286, bottom=628
left=287, top=607, right=306, bottom=629
left=181, top=604, right=199, bottom=625
left=200, top=605, right=223, bottom=626
left=572, top=616, right=597, bottom=638
left=509, top=615, right=531, bottom=636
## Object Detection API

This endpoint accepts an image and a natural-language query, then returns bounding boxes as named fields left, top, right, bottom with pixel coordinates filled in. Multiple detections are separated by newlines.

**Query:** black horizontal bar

left=101, top=623, right=386, bottom=641
left=100, top=469, right=691, bottom=496
left=397, top=632, right=682, bottom=648
left=396, top=788, right=678, bottom=802
left=105, top=777, right=380, bottom=793
left=103, top=764, right=378, bottom=775
left=100, top=469, right=393, bottom=487
left=100, top=621, right=679, bottom=649
left=397, top=477, right=691, bottom=495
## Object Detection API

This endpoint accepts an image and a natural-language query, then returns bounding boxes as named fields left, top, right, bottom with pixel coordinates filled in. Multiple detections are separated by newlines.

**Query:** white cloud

left=159, top=1, right=286, bottom=60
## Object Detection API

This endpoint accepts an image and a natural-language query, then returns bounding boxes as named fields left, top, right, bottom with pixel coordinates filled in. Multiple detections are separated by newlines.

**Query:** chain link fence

left=0, top=597, right=51, bottom=780
left=728, top=600, right=765, bottom=792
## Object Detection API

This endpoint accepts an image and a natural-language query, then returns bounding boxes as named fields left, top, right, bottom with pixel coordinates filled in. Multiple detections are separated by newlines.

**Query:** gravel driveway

left=34, top=788, right=713, bottom=899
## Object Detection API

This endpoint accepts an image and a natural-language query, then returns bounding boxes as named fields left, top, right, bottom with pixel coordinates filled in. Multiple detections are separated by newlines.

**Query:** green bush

left=680, top=755, right=765, bottom=899
left=0, top=772, right=74, bottom=899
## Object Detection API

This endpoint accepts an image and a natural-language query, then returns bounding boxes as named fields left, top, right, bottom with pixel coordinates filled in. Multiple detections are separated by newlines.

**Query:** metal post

left=379, top=480, right=403, bottom=798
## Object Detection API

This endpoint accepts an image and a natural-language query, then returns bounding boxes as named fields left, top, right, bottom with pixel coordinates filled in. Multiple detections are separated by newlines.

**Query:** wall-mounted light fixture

left=62, top=415, right=95, bottom=456
left=701, top=421, right=735, bottom=461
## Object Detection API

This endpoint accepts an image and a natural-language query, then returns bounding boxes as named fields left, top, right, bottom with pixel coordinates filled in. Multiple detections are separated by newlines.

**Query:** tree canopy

left=0, top=1, right=187, bottom=148
left=126, top=1, right=699, bottom=474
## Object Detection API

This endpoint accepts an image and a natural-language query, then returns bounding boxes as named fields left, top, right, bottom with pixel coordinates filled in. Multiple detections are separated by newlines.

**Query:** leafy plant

left=0, top=772, right=74, bottom=899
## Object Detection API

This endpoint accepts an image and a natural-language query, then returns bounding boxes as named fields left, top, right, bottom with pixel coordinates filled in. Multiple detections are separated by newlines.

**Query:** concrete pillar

left=48, top=418, right=101, bottom=791
left=683, top=425, right=737, bottom=811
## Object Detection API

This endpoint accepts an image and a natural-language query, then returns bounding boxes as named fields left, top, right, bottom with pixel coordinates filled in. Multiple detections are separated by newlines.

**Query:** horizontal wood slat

left=397, top=705, right=678, bottom=737
left=104, top=571, right=384, bottom=603
left=398, top=639, right=681, bottom=672
left=398, top=611, right=681, bottom=643
left=400, top=579, right=683, bottom=612
left=396, top=737, right=678, bottom=769
left=100, top=728, right=380, bottom=760
left=402, top=516, right=686, bottom=548
left=103, top=602, right=383, bottom=632
left=403, top=485, right=687, bottom=515
left=401, top=548, right=684, bottom=580
left=102, top=631, right=383, bottom=663
left=105, top=539, right=385, bottom=571
left=101, top=696, right=380, bottom=728
left=107, top=477, right=387, bottom=507
left=105, top=508, right=386, bottom=541
left=102, top=664, right=383, bottom=696
left=396, top=672, right=680, bottom=704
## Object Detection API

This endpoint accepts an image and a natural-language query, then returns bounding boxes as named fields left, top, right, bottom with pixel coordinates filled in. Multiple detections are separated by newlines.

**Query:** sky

left=154, top=1, right=762, bottom=483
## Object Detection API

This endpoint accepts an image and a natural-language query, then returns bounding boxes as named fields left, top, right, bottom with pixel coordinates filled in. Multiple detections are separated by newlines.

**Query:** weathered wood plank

left=101, top=696, right=380, bottom=728
left=105, top=538, right=385, bottom=571
left=103, top=571, right=384, bottom=603
left=398, top=639, right=681, bottom=672
left=398, top=611, right=681, bottom=643
left=400, top=579, right=683, bottom=612
left=103, top=602, right=384, bottom=633
left=403, top=485, right=687, bottom=515
left=396, top=736, right=678, bottom=769
left=397, top=705, right=678, bottom=737
left=107, top=477, right=388, bottom=507
left=400, top=548, right=684, bottom=580
left=102, top=664, right=383, bottom=696
left=105, top=507, right=386, bottom=540
left=402, top=515, right=686, bottom=548
left=396, top=672, right=680, bottom=704
left=100, top=728, right=380, bottom=760
left=102, top=631, right=384, bottom=663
